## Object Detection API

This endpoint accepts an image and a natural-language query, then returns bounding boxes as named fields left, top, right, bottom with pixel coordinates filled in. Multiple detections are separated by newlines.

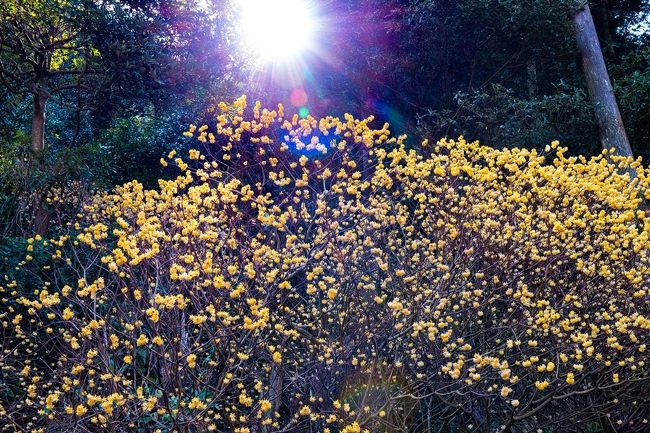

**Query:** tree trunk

left=31, top=89, right=50, bottom=234
left=31, top=92, right=47, bottom=154
left=572, top=3, right=633, bottom=158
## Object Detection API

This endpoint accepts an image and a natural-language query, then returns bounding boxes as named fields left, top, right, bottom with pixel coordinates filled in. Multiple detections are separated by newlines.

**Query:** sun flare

left=238, top=0, right=316, bottom=62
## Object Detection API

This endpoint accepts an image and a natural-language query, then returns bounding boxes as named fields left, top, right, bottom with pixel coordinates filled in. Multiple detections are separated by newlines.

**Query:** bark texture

left=573, top=3, right=633, bottom=157
left=31, top=92, right=47, bottom=154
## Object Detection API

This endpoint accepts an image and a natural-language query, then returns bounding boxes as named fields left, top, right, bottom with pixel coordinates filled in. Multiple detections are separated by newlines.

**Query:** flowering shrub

left=1, top=97, right=649, bottom=433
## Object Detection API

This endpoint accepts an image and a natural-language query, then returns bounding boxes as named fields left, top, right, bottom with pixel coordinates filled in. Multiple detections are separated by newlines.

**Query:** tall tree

left=0, top=0, right=100, bottom=154
left=0, top=0, right=235, bottom=155
left=572, top=1, right=633, bottom=157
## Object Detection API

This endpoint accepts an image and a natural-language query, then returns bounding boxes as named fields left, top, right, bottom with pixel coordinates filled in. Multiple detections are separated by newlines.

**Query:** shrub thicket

left=1, top=97, right=649, bottom=433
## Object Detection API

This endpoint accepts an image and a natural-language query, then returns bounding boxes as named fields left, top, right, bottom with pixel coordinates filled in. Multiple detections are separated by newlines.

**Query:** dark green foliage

left=417, top=84, right=601, bottom=156
left=88, top=113, right=188, bottom=188
left=612, top=46, right=650, bottom=162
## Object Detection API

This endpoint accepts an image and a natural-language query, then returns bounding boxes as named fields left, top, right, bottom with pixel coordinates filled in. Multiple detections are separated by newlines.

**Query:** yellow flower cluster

left=1, top=97, right=648, bottom=433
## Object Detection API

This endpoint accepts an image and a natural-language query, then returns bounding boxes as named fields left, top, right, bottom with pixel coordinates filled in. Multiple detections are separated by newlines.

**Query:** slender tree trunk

left=31, top=89, right=50, bottom=234
left=31, top=92, right=47, bottom=154
left=572, top=3, right=633, bottom=157
left=32, top=191, right=50, bottom=235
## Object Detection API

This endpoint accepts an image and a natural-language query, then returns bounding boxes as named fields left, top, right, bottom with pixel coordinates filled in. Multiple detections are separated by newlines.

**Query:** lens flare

left=239, top=0, right=316, bottom=62
left=290, top=88, right=308, bottom=107
left=298, top=106, right=309, bottom=118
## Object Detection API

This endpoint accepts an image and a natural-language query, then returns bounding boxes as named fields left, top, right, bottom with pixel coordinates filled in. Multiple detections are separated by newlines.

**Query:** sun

left=238, top=0, right=316, bottom=62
